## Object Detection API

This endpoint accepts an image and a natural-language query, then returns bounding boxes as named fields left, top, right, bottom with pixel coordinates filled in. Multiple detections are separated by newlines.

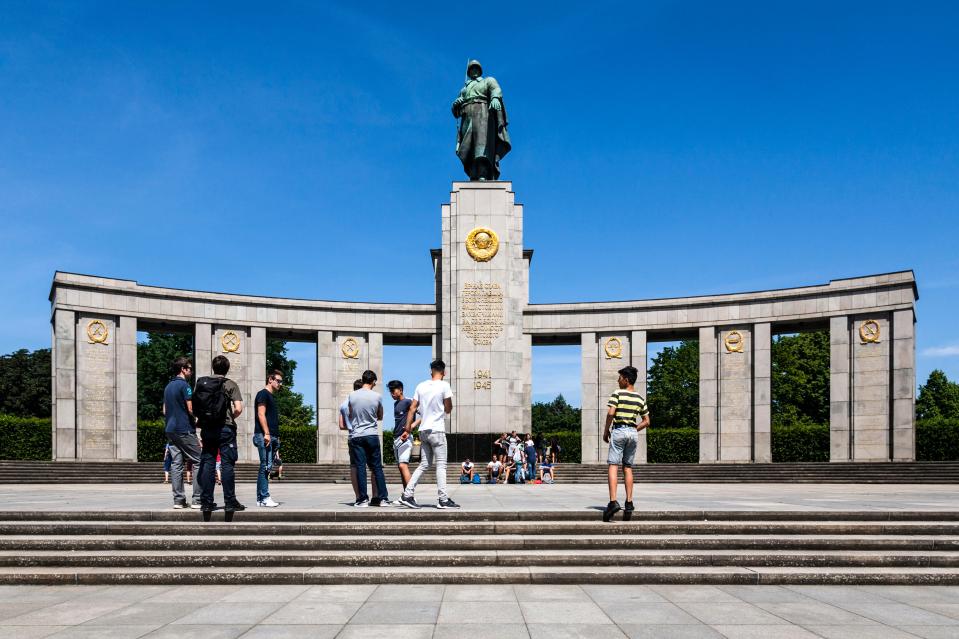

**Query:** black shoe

left=369, top=497, right=384, bottom=507
left=225, top=502, right=246, bottom=512
left=399, top=495, right=420, bottom=509
left=602, top=500, right=622, bottom=523
left=202, top=510, right=212, bottom=522
left=200, top=502, right=217, bottom=513
left=437, top=498, right=461, bottom=509
left=623, top=501, right=635, bottom=521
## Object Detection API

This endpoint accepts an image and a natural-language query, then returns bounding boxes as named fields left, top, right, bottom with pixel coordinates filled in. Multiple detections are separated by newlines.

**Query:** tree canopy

left=531, top=394, right=580, bottom=433
left=266, top=338, right=316, bottom=428
left=647, top=340, right=700, bottom=429
left=0, top=348, right=51, bottom=418
left=771, top=331, right=830, bottom=426
left=917, top=369, right=959, bottom=420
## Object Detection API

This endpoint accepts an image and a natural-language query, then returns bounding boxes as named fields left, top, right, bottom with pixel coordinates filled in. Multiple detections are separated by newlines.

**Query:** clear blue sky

left=2, top=1, right=957, bottom=413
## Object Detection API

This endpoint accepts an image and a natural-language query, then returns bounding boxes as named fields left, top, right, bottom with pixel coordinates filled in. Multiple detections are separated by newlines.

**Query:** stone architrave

left=76, top=315, right=117, bottom=460
left=438, top=182, right=529, bottom=441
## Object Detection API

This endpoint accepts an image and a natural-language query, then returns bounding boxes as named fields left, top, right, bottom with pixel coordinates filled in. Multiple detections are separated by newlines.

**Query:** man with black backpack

left=194, top=355, right=246, bottom=519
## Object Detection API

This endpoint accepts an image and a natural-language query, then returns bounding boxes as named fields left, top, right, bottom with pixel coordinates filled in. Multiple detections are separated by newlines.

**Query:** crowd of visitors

left=160, top=355, right=649, bottom=522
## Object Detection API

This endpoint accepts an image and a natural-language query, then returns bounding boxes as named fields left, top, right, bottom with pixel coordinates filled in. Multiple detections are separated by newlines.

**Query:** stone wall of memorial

left=437, top=182, right=531, bottom=448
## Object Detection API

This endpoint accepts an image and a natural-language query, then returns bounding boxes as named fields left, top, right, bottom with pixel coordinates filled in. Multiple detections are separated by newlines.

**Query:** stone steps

left=3, top=460, right=959, bottom=483
left=1, top=509, right=958, bottom=584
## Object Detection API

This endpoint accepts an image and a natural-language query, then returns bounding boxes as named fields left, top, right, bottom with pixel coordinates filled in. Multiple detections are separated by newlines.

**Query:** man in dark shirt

left=387, top=380, right=419, bottom=494
left=197, top=355, right=245, bottom=517
left=163, top=357, right=201, bottom=509
left=253, top=369, right=282, bottom=508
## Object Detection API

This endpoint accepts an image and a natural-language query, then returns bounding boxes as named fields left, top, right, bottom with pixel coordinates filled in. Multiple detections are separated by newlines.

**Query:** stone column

left=580, top=332, right=599, bottom=463
left=630, top=330, right=648, bottom=464
left=247, top=326, right=266, bottom=462
left=332, top=334, right=371, bottom=464
left=53, top=309, right=77, bottom=460
left=892, top=309, right=916, bottom=461
left=718, top=327, right=754, bottom=462
left=699, top=327, right=719, bottom=463
left=76, top=315, right=117, bottom=460
left=214, top=326, right=253, bottom=462
left=440, top=182, right=527, bottom=443
left=851, top=314, right=892, bottom=461
left=194, top=323, right=212, bottom=377
left=829, top=316, right=852, bottom=461
left=521, top=333, right=532, bottom=433
left=753, top=323, right=772, bottom=463
left=316, top=331, right=337, bottom=463
left=116, top=316, right=138, bottom=461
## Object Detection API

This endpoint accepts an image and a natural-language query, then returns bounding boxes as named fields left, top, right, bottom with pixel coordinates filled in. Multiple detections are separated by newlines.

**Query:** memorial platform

left=1, top=483, right=959, bottom=588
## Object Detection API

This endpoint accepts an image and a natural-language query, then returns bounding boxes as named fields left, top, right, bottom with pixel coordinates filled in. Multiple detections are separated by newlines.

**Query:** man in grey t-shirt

left=347, top=370, right=390, bottom=507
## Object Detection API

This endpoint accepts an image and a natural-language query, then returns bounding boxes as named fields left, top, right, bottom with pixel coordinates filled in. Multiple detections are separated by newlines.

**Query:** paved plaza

left=3, top=583, right=959, bottom=638
left=1, top=482, right=958, bottom=513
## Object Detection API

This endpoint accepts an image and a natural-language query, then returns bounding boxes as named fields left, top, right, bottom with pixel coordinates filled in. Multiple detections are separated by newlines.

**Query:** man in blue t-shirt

left=253, top=369, right=283, bottom=508
left=163, top=357, right=201, bottom=509
left=387, top=380, right=419, bottom=494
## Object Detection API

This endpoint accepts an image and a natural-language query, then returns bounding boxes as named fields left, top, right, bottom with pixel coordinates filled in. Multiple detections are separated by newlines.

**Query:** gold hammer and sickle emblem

left=724, top=330, right=745, bottom=353
left=341, top=337, right=360, bottom=359
left=86, top=320, right=109, bottom=344
left=859, top=320, right=881, bottom=344
left=466, top=226, right=500, bottom=262
left=604, top=337, right=623, bottom=359
left=221, top=331, right=240, bottom=353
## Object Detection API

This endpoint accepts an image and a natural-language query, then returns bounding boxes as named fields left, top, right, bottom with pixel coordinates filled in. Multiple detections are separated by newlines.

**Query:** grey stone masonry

left=630, top=330, right=648, bottom=464
left=48, top=185, right=918, bottom=465
left=436, top=182, right=529, bottom=437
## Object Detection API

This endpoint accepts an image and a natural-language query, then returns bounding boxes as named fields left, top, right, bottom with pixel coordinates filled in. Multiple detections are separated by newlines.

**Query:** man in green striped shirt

left=602, top=366, right=651, bottom=522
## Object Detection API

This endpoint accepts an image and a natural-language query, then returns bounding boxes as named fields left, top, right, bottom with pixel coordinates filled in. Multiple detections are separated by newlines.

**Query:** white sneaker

left=257, top=498, right=280, bottom=508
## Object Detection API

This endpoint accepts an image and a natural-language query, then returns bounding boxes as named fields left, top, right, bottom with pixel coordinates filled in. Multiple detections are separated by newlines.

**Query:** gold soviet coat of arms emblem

left=466, top=227, right=499, bottom=262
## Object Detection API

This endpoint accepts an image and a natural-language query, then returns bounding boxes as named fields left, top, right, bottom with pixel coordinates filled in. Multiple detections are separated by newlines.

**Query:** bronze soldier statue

left=452, top=60, right=511, bottom=181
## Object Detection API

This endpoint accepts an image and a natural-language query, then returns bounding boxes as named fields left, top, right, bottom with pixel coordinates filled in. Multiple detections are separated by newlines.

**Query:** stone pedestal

left=436, top=181, right=531, bottom=459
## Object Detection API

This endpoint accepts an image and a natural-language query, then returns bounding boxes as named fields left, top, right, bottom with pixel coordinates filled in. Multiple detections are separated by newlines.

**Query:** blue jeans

left=349, top=435, right=388, bottom=503
left=253, top=433, right=274, bottom=502
left=199, top=425, right=237, bottom=509
left=526, top=458, right=536, bottom=483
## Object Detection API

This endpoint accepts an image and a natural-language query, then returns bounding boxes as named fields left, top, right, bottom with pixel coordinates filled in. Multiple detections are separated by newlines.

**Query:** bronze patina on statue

left=453, top=60, right=511, bottom=181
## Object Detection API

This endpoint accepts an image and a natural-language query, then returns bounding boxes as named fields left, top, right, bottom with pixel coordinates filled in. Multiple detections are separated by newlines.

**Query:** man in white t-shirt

left=487, top=458, right=503, bottom=483
left=398, top=359, right=460, bottom=509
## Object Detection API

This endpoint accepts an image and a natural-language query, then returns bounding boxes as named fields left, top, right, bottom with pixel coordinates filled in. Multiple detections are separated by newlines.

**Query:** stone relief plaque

left=86, top=320, right=109, bottom=344
left=859, top=319, right=881, bottom=344
left=604, top=337, right=623, bottom=359
left=465, top=226, right=499, bottom=262
left=341, top=337, right=360, bottom=359
left=724, top=330, right=745, bottom=353
left=220, top=330, right=241, bottom=353
left=460, top=282, right=504, bottom=345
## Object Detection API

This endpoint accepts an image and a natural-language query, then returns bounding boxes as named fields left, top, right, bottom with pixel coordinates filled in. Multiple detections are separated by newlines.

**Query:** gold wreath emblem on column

left=341, top=337, right=360, bottom=359
left=724, top=330, right=745, bottom=353
left=86, top=320, right=109, bottom=344
left=604, top=337, right=623, bottom=359
left=859, top=319, right=881, bottom=344
left=220, top=331, right=240, bottom=353
left=466, top=226, right=499, bottom=262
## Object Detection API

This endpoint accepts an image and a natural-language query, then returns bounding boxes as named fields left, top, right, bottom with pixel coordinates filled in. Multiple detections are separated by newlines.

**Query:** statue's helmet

left=466, top=59, right=483, bottom=78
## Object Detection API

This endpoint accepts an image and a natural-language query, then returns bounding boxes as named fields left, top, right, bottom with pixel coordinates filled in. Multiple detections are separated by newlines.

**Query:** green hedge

left=137, top=420, right=166, bottom=461
left=648, top=428, right=699, bottom=463
left=917, top=418, right=959, bottom=461
left=771, top=423, right=830, bottom=462
left=0, top=415, right=52, bottom=460
left=4, top=415, right=959, bottom=464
